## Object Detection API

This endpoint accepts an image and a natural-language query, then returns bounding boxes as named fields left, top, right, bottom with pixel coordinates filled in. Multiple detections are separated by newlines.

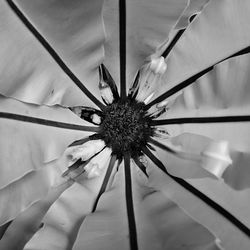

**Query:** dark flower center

left=99, top=99, right=153, bottom=159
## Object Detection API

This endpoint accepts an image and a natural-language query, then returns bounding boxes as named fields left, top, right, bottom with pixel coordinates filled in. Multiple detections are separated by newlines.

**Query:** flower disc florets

left=100, top=99, right=153, bottom=158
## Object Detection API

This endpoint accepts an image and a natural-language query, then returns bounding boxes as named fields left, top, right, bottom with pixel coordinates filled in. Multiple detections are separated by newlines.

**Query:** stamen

left=131, top=56, right=167, bottom=104
left=99, top=64, right=119, bottom=104
left=100, top=100, right=153, bottom=158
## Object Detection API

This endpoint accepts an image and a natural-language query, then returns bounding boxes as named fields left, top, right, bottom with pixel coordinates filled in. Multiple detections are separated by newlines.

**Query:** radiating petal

left=24, top=150, right=113, bottom=250
left=146, top=157, right=250, bottom=250
left=153, top=133, right=250, bottom=190
left=102, top=0, right=188, bottom=90
left=130, top=161, right=222, bottom=250
left=0, top=96, right=93, bottom=188
left=154, top=0, right=250, bottom=101
left=72, top=163, right=129, bottom=250
left=0, top=176, right=72, bottom=250
left=156, top=54, right=250, bottom=189
left=0, top=0, right=105, bottom=107
left=164, top=54, right=250, bottom=119
left=126, top=0, right=188, bottom=86
left=73, top=159, right=221, bottom=250
left=151, top=133, right=216, bottom=179
left=0, top=166, right=53, bottom=226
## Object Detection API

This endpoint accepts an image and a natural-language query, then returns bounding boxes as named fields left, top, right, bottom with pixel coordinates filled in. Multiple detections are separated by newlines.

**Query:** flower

left=0, top=0, right=250, bottom=249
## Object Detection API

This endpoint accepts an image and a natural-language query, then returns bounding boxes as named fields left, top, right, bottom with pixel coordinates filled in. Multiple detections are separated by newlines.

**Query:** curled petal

left=68, top=140, right=105, bottom=162
left=201, top=141, right=232, bottom=178
left=130, top=56, right=167, bottom=104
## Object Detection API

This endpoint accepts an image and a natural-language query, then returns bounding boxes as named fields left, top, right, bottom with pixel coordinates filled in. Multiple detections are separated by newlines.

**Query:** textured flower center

left=100, top=100, right=153, bottom=158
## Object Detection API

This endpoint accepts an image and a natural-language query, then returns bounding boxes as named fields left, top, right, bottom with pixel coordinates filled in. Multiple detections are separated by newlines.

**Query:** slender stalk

left=0, top=112, right=100, bottom=132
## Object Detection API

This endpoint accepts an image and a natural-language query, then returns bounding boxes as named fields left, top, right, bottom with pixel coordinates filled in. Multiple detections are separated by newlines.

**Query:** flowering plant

left=0, top=0, right=250, bottom=249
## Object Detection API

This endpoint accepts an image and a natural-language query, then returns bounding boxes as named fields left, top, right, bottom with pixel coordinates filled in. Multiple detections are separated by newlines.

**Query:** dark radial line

left=133, top=157, right=148, bottom=177
left=0, top=221, right=12, bottom=240
left=145, top=66, right=213, bottom=109
left=92, top=154, right=117, bottom=212
left=119, top=0, right=127, bottom=99
left=230, top=46, right=250, bottom=58
left=0, top=112, right=100, bottom=132
left=148, top=138, right=176, bottom=155
left=161, top=29, right=185, bottom=58
left=68, top=136, right=92, bottom=147
left=142, top=146, right=250, bottom=237
left=124, top=154, right=139, bottom=250
left=146, top=45, right=250, bottom=110
left=151, top=115, right=250, bottom=126
left=6, top=0, right=105, bottom=110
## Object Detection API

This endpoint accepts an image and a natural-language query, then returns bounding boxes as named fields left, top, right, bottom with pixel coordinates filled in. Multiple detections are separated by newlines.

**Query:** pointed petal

left=158, top=54, right=250, bottom=189
left=156, top=0, right=250, bottom=101
left=165, top=54, right=250, bottom=120
left=0, top=0, right=105, bottom=107
left=0, top=176, right=72, bottom=250
left=0, top=96, right=93, bottom=188
left=102, top=0, right=188, bottom=90
left=130, top=161, right=222, bottom=250
left=126, top=0, right=188, bottom=86
left=24, top=150, right=113, bottom=250
left=146, top=157, right=250, bottom=250
left=72, top=163, right=130, bottom=250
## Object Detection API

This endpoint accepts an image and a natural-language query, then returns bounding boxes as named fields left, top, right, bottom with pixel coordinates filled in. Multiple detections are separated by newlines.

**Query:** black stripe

left=146, top=46, right=250, bottom=109
left=124, top=154, right=138, bottom=250
left=119, top=0, right=127, bottom=99
left=142, top=146, right=250, bottom=237
left=230, top=46, right=250, bottom=58
left=92, top=155, right=117, bottom=212
left=0, top=112, right=99, bottom=132
left=6, top=0, right=105, bottom=110
left=149, top=138, right=176, bottom=155
left=0, top=221, right=12, bottom=240
left=151, top=116, right=250, bottom=126
left=68, top=137, right=91, bottom=147
left=161, top=29, right=185, bottom=58
left=145, top=66, right=213, bottom=109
